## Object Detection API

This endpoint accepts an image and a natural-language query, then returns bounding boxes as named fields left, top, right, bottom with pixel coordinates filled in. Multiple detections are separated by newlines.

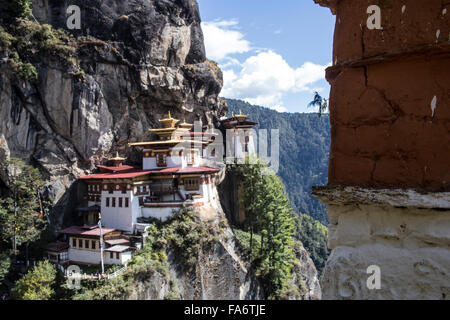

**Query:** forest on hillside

left=225, top=99, right=331, bottom=225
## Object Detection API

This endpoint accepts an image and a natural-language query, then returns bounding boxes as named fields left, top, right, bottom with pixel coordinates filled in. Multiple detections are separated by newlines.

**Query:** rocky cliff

left=0, top=0, right=320, bottom=300
left=0, top=0, right=226, bottom=232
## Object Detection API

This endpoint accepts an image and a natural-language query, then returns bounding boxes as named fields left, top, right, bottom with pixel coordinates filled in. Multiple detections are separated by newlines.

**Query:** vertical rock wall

left=314, top=0, right=450, bottom=299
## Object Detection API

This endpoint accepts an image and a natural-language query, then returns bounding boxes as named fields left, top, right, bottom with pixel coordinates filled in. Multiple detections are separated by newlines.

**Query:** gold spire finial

left=116, top=151, right=119, bottom=158
left=232, top=111, right=235, bottom=117
left=239, top=109, right=243, bottom=115
left=168, top=111, right=172, bottom=119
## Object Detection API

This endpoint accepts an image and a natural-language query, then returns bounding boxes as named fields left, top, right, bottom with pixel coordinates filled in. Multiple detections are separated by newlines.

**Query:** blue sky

left=197, top=0, right=335, bottom=113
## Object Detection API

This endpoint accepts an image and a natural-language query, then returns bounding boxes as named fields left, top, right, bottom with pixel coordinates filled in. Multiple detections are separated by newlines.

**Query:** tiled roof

left=105, top=239, right=130, bottom=246
left=79, top=170, right=155, bottom=180
left=105, top=245, right=134, bottom=253
left=58, top=226, right=117, bottom=237
left=79, top=166, right=219, bottom=180
left=97, top=165, right=137, bottom=173
left=44, top=242, right=69, bottom=252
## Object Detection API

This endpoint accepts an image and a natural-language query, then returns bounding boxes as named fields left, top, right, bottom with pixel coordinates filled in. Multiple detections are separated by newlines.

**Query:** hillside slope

left=226, top=99, right=331, bottom=224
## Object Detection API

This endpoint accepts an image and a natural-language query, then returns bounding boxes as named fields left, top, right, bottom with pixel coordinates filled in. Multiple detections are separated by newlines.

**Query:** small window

left=186, top=151, right=193, bottom=165
left=184, top=178, right=200, bottom=191
left=106, top=197, right=110, bottom=207
left=156, top=153, right=167, bottom=167
left=91, top=240, right=96, bottom=250
left=78, top=239, right=83, bottom=248
left=108, top=185, right=114, bottom=194
left=116, top=252, right=120, bottom=260
left=110, top=252, right=113, bottom=259
left=85, top=240, right=89, bottom=248
left=72, top=238, right=76, bottom=248
left=125, top=198, right=129, bottom=208
left=112, top=198, right=116, bottom=208
left=119, top=198, right=123, bottom=208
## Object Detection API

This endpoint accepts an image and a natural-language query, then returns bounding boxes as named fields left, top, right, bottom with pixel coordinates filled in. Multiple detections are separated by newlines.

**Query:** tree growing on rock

left=0, top=158, right=48, bottom=263
left=233, top=159, right=296, bottom=299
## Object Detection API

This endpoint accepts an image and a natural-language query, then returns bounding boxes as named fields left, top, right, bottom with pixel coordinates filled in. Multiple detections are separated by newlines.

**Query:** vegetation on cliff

left=225, top=98, right=330, bottom=225
left=226, top=99, right=330, bottom=275
left=230, top=160, right=303, bottom=299
left=0, top=0, right=85, bottom=82
left=0, top=158, right=50, bottom=296
left=12, top=260, right=57, bottom=300
left=71, top=209, right=219, bottom=300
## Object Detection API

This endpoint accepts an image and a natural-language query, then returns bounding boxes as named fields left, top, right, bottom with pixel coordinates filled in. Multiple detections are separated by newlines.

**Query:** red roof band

left=58, top=226, right=116, bottom=237
left=79, top=166, right=219, bottom=180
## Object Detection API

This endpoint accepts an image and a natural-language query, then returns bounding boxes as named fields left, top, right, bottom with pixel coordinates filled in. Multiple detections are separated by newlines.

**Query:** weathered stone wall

left=317, top=0, right=450, bottom=190
left=314, top=0, right=450, bottom=299
left=314, top=186, right=450, bottom=299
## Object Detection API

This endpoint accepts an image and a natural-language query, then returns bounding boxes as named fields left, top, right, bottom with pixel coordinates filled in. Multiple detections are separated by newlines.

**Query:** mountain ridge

left=225, top=98, right=331, bottom=224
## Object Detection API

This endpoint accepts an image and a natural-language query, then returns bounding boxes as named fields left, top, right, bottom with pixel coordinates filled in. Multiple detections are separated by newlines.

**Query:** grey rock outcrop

left=0, top=0, right=226, bottom=232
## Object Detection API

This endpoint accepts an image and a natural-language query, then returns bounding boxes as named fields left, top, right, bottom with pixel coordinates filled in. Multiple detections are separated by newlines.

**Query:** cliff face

left=0, top=0, right=321, bottom=300
left=0, top=0, right=225, bottom=231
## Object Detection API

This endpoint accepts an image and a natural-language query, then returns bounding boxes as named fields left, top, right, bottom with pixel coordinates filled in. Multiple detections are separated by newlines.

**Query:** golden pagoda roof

left=159, top=111, right=179, bottom=128
left=178, top=118, right=193, bottom=130
left=235, top=109, right=248, bottom=119
left=129, top=139, right=209, bottom=147
left=109, top=152, right=126, bottom=161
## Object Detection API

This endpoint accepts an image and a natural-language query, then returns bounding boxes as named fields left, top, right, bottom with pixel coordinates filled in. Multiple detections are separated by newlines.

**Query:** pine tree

left=0, top=158, right=48, bottom=263
left=234, top=159, right=296, bottom=299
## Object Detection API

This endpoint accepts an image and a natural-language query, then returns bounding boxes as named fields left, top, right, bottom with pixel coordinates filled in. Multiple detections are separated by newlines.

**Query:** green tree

left=13, top=260, right=57, bottom=300
left=234, top=160, right=296, bottom=299
left=308, top=91, right=328, bottom=117
left=0, top=252, right=11, bottom=285
left=0, top=158, right=48, bottom=262
left=295, top=213, right=329, bottom=275
left=8, top=0, right=32, bottom=19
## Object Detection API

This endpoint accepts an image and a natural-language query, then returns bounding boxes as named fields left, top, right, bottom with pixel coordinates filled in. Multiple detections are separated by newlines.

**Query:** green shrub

left=12, top=260, right=57, bottom=300
left=8, top=0, right=32, bottom=19
left=0, top=253, right=11, bottom=285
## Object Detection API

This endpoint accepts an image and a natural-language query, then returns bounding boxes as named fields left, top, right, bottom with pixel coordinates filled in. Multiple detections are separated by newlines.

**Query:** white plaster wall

left=321, top=204, right=450, bottom=300
left=69, top=248, right=102, bottom=265
left=143, top=156, right=185, bottom=170
left=101, top=190, right=134, bottom=232
left=143, top=157, right=157, bottom=170
left=142, top=207, right=177, bottom=221
left=104, top=251, right=132, bottom=265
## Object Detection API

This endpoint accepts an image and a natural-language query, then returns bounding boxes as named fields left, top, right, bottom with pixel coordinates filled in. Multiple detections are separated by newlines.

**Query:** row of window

left=109, top=252, right=120, bottom=260
left=155, top=152, right=200, bottom=167
left=72, top=238, right=97, bottom=250
left=88, top=185, right=101, bottom=192
left=105, top=197, right=129, bottom=208
left=184, top=178, right=200, bottom=191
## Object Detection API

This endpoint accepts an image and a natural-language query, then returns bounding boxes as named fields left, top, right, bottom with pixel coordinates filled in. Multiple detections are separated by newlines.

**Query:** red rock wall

left=319, top=0, right=450, bottom=191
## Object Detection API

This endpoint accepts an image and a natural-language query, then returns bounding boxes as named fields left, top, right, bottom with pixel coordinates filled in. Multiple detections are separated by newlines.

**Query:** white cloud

left=202, top=19, right=330, bottom=112
left=271, top=104, right=288, bottom=113
left=201, top=19, right=251, bottom=61
left=221, top=50, right=330, bottom=109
